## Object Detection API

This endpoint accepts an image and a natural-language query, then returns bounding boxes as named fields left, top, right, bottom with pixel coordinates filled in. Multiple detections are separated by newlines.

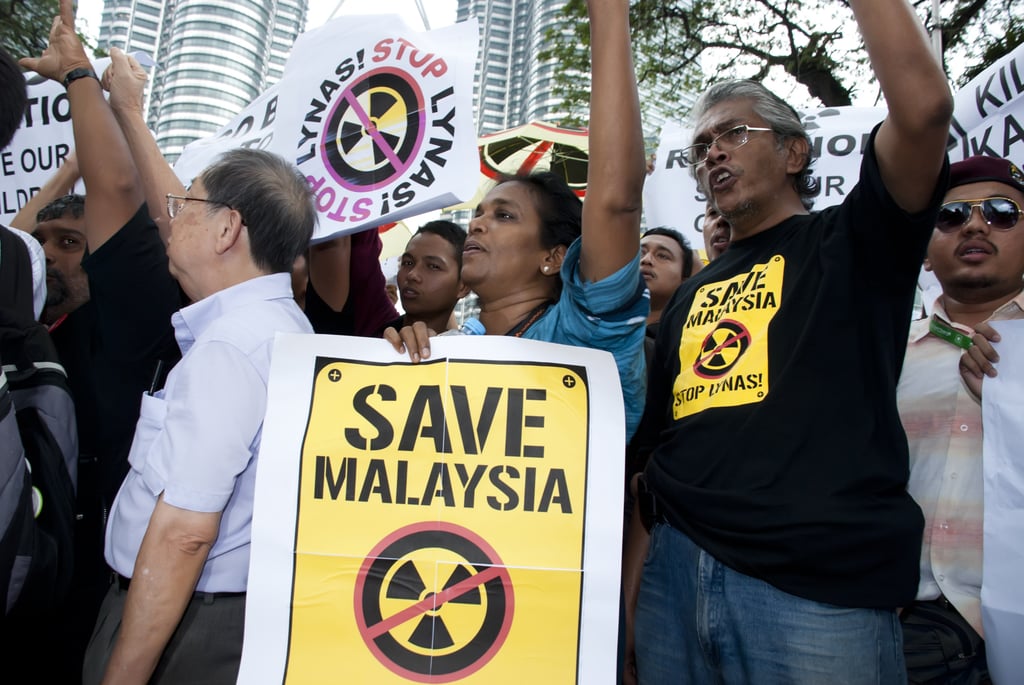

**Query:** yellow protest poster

left=239, top=335, right=625, bottom=684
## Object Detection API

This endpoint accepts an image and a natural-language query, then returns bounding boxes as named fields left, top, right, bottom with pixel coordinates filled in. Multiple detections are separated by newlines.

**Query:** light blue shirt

left=105, top=273, right=312, bottom=592
left=525, top=238, right=649, bottom=440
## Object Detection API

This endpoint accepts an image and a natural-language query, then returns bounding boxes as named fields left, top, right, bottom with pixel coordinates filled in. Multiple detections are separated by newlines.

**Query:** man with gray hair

left=80, top=146, right=316, bottom=683
left=625, top=0, right=953, bottom=682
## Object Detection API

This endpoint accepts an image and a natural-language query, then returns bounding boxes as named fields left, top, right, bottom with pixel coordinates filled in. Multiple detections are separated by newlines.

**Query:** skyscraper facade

left=99, top=0, right=308, bottom=159
left=456, top=0, right=579, bottom=135
left=456, top=0, right=680, bottom=137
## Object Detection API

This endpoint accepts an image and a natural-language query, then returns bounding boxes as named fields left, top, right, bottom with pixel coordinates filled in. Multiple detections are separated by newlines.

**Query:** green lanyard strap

left=929, top=315, right=974, bottom=350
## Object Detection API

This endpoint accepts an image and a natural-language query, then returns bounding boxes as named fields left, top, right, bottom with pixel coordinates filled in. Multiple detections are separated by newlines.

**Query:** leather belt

left=115, top=573, right=245, bottom=599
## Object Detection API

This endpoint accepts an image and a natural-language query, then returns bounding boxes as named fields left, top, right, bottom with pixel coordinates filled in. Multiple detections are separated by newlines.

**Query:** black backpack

left=0, top=226, right=78, bottom=617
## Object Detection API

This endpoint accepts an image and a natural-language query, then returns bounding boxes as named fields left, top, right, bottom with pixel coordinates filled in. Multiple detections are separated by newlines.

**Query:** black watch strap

left=62, top=67, right=98, bottom=89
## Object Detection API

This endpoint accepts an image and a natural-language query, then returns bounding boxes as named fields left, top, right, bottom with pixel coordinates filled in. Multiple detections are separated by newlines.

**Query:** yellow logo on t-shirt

left=673, top=256, right=784, bottom=419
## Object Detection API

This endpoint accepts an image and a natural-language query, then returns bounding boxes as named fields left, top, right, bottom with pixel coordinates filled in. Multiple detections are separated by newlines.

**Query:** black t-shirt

left=51, top=204, right=182, bottom=506
left=637, top=132, right=949, bottom=609
left=303, top=277, right=358, bottom=335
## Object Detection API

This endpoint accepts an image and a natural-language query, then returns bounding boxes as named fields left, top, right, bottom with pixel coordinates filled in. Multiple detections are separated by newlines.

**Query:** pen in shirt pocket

left=148, top=360, right=167, bottom=396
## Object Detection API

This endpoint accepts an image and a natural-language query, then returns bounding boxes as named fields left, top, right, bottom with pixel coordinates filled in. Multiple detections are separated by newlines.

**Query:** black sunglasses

left=935, top=197, right=1021, bottom=233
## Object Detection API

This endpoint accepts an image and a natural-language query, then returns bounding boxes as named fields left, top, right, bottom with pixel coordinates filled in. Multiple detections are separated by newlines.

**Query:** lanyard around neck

left=929, top=315, right=974, bottom=350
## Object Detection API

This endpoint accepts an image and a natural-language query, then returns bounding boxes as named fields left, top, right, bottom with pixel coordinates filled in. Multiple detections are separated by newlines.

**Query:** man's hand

left=18, top=0, right=91, bottom=84
left=102, top=47, right=148, bottom=115
left=959, top=322, right=1001, bottom=401
left=383, top=321, right=435, bottom=363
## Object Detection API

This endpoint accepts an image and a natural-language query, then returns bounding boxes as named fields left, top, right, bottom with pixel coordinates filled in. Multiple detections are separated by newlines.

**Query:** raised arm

left=9, top=150, right=78, bottom=231
left=852, top=0, right=953, bottom=213
left=19, top=0, right=143, bottom=251
left=103, top=47, right=185, bottom=244
left=579, top=0, right=646, bottom=282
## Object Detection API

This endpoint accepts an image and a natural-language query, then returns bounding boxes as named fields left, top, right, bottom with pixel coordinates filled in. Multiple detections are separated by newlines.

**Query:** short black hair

left=0, top=46, right=27, bottom=151
left=415, top=220, right=466, bottom=268
left=642, top=226, right=696, bottom=278
left=37, top=194, right=86, bottom=223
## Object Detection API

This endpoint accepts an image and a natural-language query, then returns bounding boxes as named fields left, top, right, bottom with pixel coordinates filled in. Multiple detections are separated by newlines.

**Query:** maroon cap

left=948, top=155, right=1024, bottom=195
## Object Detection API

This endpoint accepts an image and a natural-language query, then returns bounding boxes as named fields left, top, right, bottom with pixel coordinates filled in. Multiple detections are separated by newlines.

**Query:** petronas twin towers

left=98, top=0, right=307, bottom=160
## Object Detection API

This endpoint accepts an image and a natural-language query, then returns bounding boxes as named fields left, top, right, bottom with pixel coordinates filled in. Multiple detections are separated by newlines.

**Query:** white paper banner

left=173, top=84, right=281, bottom=184
left=270, top=16, right=480, bottom=242
left=949, top=46, right=1024, bottom=161
left=240, top=333, right=624, bottom=683
left=981, top=320, right=1024, bottom=685
left=0, top=71, right=74, bottom=221
left=0, top=54, right=162, bottom=225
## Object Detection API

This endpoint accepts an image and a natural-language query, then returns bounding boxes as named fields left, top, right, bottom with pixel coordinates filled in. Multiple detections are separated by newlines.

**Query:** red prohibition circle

left=353, top=521, right=515, bottom=682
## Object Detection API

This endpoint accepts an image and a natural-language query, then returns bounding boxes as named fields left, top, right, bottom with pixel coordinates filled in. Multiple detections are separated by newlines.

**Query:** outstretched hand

left=18, top=0, right=91, bottom=84
left=959, top=322, right=1001, bottom=401
left=102, top=47, right=148, bottom=114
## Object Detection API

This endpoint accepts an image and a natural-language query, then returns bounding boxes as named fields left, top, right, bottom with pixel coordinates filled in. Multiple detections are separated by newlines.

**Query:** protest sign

left=949, top=45, right=1024, bottom=162
left=271, top=16, right=480, bottom=242
left=0, top=55, right=158, bottom=225
left=0, top=71, right=79, bottom=224
left=238, top=334, right=625, bottom=683
left=643, top=43, right=1024, bottom=255
left=981, top=320, right=1024, bottom=685
left=173, top=84, right=281, bottom=184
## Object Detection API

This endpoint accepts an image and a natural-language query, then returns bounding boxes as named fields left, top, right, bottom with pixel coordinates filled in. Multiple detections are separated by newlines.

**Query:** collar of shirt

left=910, top=290, right=1024, bottom=344
left=172, top=273, right=295, bottom=355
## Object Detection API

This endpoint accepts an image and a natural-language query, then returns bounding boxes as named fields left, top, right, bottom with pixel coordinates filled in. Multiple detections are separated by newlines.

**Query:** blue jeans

left=634, top=523, right=906, bottom=684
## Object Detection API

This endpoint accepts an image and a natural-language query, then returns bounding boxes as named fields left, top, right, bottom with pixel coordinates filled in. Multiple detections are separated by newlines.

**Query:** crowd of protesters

left=0, top=0, right=1021, bottom=683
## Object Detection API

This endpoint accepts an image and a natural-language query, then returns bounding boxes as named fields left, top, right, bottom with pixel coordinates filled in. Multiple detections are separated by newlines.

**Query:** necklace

left=505, top=300, right=554, bottom=337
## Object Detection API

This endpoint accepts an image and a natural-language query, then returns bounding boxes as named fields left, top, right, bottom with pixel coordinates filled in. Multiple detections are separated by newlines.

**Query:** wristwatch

left=62, top=67, right=98, bottom=89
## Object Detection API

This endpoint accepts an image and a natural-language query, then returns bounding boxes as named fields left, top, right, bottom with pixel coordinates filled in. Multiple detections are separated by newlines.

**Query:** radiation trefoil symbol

left=693, top=319, right=751, bottom=380
left=354, top=522, right=515, bottom=682
left=322, top=67, right=426, bottom=191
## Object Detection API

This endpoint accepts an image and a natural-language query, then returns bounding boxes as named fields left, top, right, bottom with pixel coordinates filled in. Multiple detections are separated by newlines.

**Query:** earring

left=543, top=266, right=549, bottom=273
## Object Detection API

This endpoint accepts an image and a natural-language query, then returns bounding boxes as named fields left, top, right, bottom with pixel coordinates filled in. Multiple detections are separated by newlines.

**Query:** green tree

left=543, top=0, right=1023, bottom=124
left=0, top=0, right=61, bottom=59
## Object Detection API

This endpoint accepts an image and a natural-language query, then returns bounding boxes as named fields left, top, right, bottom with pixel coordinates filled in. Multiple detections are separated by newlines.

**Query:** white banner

left=0, top=68, right=90, bottom=224
left=240, top=333, right=625, bottom=683
left=981, top=320, right=1024, bottom=685
left=173, top=84, right=280, bottom=184
left=644, top=42, right=1024, bottom=254
left=270, top=16, right=480, bottom=242
left=0, top=54, right=159, bottom=225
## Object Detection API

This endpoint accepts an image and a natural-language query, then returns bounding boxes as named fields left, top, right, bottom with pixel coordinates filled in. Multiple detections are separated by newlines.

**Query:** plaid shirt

left=898, top=292, right=1024, bottom=634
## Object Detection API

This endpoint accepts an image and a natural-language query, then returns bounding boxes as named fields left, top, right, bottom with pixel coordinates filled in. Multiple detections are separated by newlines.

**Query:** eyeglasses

left=166, top=193, right=235, bottom=220
left=681, top=125, right=774, bottom=167
left=935, top=197, right=1021, bottom=233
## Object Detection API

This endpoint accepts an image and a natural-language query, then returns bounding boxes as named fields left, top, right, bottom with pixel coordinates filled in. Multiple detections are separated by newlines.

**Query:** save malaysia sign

left=175, top=15, right=480, bottom=242
left=643, top=42, right=1024, bottom=251
left=238, top=335, right=625, bottom=683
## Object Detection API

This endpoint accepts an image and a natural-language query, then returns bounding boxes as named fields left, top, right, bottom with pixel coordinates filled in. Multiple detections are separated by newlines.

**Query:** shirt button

left=960, top=424, right=969, bottom=432
left=938, top=574, right=945, bottom=581
left=950, top=472, right=958, bottom=480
